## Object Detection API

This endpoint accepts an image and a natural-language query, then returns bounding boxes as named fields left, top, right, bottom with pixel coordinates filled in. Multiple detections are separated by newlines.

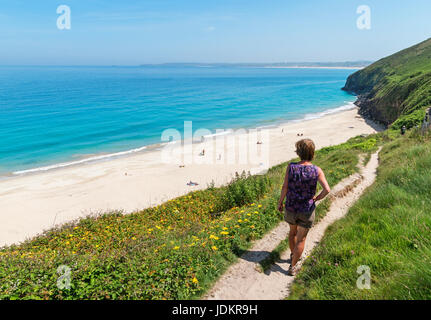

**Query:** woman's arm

left=313, top=167, right=331, bottom=202
left=278, top=165, right=290, bottom=212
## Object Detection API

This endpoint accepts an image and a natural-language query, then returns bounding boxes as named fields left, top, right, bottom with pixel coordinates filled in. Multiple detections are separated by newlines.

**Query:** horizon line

left=0, top=61, right=373, bottom=68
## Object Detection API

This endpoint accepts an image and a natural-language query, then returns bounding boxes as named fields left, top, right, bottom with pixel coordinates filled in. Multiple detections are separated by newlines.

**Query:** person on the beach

left=278, top=139, right=331, bottom=276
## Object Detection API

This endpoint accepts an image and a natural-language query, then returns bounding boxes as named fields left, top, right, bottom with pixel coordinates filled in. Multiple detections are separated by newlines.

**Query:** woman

left=278, top=139, right=331, bottom=276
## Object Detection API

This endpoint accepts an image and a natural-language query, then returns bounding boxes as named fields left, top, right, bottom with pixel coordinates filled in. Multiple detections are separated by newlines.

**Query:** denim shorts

left=284, top=208, right=315, bottom=229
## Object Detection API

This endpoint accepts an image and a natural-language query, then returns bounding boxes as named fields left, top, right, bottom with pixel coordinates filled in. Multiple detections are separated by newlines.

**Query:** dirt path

left=203, top=149, right=381, bottom=300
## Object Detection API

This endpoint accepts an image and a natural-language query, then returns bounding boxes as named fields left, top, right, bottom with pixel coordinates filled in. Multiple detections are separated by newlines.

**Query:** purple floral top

left=285, top=163, right=319, bottom=213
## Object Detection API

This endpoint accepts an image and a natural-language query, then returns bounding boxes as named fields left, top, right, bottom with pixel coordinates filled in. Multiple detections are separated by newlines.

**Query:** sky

left=0, top=0, right=430, bottom=65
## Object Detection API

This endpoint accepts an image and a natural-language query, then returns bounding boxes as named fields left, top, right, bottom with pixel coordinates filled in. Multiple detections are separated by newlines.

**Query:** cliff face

left=343, top=38, right=431, bottom=127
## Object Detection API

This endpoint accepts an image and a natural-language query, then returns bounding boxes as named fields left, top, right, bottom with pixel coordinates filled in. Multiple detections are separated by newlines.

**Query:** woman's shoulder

left=313, top=165, right=322, bottom=174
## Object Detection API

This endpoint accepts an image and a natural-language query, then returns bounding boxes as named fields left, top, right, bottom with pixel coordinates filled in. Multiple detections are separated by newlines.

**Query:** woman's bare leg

left=291, top=226, right=309, bottom=267
left=288, top=224, right=297, bottom=253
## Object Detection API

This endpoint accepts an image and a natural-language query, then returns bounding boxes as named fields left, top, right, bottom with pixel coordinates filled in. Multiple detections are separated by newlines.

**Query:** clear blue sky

left=0, top=0, right=430, bottom=65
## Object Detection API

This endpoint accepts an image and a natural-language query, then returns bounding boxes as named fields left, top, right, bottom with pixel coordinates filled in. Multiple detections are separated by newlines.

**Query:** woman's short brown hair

left=295, top=139, right=315, bottom=161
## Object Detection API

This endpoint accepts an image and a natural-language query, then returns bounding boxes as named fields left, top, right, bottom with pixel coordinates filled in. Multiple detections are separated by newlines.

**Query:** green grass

left=0, top=134, right=379, bottom=300
left=288, top=130, right=431, bottom=300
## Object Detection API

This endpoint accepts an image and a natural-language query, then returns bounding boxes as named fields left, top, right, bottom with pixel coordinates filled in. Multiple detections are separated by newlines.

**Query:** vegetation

left=391, top=108, right=427, bottom=130
left=289, top=130, right=431, bottom=299
left=0, top=134, right=378, bottom=300
left=343, top=38, right=431, bottom=126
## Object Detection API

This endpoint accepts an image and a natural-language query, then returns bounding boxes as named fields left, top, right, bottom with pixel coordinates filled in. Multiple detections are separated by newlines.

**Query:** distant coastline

left=140, top=61, right=373, bottom=69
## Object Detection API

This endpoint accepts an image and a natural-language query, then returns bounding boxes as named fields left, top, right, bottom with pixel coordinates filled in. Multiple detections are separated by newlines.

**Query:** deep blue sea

left=0, top=66, right=356, bottom=175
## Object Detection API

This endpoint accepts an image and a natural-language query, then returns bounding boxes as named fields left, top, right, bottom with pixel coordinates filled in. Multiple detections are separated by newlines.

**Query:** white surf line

left=203, top=148, right=380, bottom=300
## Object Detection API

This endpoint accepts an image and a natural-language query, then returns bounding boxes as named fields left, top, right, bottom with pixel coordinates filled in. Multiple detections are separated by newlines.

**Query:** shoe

left=288, top=264, right=297, bottom=276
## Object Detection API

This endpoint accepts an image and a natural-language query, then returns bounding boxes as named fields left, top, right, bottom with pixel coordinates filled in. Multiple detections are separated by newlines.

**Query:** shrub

left=391, top=108, right=427, bottom=130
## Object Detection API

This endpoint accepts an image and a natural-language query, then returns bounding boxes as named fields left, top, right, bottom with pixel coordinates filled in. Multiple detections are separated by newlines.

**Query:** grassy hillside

left=0, top=135, right=378, bottom=300
left=343, top=38, right=431, bottom=127
left=289, top=130, right=431, bottom=299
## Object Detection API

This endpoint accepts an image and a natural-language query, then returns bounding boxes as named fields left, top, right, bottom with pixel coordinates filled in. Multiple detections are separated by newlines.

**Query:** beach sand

left=0, top=107, right=382, bottom=247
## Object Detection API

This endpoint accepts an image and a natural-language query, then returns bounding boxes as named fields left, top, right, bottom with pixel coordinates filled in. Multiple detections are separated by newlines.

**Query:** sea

left=0, top=66, right=357, bottom=176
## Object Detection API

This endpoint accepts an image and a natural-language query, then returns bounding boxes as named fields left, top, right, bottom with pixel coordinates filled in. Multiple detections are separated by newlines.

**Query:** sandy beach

left=0, top=107, right=382, bottom=247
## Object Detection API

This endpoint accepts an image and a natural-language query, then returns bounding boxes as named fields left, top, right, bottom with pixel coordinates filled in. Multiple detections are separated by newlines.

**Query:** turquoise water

left=0, top=66, right=356, bottom=175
